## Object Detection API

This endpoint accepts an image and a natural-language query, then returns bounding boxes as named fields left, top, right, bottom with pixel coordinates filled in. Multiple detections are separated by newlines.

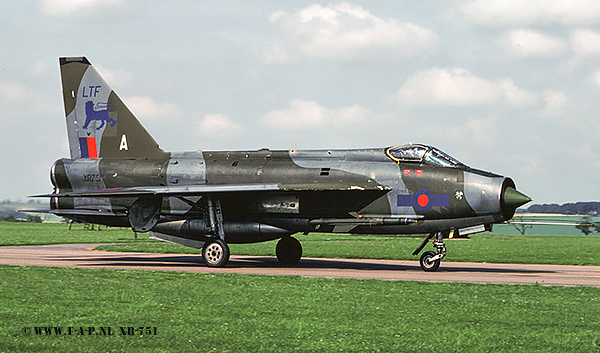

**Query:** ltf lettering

left=82, top=85, right=101, bottom=97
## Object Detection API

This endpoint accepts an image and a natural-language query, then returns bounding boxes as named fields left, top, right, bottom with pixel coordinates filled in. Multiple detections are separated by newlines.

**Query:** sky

left=1, top=0, right=599, bottom=205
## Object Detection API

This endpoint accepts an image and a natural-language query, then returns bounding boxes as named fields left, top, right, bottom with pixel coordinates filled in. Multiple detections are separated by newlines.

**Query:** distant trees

left=511, top=216, right=533, bottom=235
left=0, top=214, right=43, bottom=223
left=26, top=215, right=43, bottom=223
left=527, top=202, right=600, bottom=216
left=0, top=215, right=17, bottom=222
left=576, top=216, right=600, bottom=236
left=525, top=202, right=600, bottom=236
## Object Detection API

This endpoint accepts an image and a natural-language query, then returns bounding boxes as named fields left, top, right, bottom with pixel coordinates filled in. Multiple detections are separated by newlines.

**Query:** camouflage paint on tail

left=59, top=57, right=169, bottom=159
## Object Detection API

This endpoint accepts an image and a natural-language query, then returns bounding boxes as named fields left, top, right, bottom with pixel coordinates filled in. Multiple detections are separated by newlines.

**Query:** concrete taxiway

left=0, top=243, right=599, bottom=287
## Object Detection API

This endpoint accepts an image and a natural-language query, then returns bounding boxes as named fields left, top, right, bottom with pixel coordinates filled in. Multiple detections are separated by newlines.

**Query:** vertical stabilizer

left=59, top=57, right=169, bottom=159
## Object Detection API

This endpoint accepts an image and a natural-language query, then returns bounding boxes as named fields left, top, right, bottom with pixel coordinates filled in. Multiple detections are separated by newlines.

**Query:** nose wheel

left=420, top=251, right=440, bottom=271
left=414, top=232, right=447, bottom=272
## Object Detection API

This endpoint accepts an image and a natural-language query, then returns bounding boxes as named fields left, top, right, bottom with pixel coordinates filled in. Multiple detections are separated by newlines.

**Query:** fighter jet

left=36, top=57, right=532, bottom=271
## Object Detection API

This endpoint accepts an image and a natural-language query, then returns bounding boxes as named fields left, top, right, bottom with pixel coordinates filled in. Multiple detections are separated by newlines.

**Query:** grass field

left=1, top=223, right=600, bottom=351
left=1, top=265, right=599, bottom=352
left=0, top=222, right=145, bottom=246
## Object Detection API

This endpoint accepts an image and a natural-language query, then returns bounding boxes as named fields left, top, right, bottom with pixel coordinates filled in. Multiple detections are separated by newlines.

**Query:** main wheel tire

left=202, top=239, right=230, bottom=267
left=419, top=250, right=440, bottom=272
left=276, top=236, right=302, bottom=266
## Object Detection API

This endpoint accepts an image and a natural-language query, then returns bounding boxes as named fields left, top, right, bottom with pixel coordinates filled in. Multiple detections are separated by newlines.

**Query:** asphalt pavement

left=1, top=243, right=599, bottom=287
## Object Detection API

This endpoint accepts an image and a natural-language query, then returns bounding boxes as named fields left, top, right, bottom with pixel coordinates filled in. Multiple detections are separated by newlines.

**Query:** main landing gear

left=202, top=239, right=230, bottom=267
left=202, top=198, right=230, bottom=268
left=202, top=235, right=303, bottom=268
left=413, top=232, right=447, bottom=272
left=276, top=236, right=303, bottom=266
left=199, top=196, right=304, bottom=268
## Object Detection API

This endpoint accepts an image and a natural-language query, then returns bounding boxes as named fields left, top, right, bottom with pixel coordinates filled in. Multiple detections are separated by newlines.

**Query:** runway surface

left=1, top=243, right=599, bottom=287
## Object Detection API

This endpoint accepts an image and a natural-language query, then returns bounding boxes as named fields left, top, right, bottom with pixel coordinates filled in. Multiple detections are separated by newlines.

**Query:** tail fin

left=59, top=57, right=169, bottom=159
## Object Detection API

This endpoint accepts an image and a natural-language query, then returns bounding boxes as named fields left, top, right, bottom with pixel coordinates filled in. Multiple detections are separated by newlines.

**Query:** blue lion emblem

left=83, top=100, right=116, bottom=130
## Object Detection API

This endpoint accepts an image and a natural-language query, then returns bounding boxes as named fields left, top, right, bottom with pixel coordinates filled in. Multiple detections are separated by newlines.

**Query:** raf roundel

left=413, top=189, right=434, bottom=213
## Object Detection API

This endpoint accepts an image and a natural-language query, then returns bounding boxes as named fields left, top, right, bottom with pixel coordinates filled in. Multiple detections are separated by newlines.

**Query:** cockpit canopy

left=386, top=144, right=466, bottom=168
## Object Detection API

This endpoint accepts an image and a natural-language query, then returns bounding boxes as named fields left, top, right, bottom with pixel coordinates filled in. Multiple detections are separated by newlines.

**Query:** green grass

left=96, top=233, right=600, bottom=266
left=0, top=222, right=148, bottom=246
left=1, top=265, right=599, bottom=352
left=2, top=223, right=600, bottom=352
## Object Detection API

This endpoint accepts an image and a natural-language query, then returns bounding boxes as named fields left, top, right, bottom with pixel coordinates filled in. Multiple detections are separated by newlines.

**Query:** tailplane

left=60, top=57, right=169, bottom=159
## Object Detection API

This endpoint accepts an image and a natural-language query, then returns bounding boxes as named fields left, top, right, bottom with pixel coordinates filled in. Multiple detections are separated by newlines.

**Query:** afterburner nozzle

left=502, top=187, right=532, bottom=209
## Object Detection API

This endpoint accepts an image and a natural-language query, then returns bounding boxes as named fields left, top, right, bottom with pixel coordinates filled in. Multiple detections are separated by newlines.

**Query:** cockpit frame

left=385, top=144, right=466, bottom=168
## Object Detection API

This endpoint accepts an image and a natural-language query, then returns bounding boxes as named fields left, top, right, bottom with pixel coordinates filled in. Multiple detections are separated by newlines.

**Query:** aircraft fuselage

left=50, top=147, right=520, bottom=243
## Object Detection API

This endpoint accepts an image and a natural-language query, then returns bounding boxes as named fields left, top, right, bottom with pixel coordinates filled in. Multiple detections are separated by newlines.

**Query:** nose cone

left=502, top=187, right=532, bottom=209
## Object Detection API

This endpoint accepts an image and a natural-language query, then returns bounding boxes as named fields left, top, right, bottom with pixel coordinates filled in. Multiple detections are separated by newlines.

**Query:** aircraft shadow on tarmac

left=68, top=253, right=554, bottom=275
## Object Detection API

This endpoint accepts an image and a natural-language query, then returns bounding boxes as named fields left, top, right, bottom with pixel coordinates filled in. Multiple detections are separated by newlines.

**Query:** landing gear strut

left=413, top=232, right=447, bottom=272
left=202, top=197, right=230, bottom=267
left=276, top=236, right=302, bottom=266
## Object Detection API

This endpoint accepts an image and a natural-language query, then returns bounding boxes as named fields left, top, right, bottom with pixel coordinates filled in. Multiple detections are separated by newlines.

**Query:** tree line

left=526, top=202, right=600, bottom=216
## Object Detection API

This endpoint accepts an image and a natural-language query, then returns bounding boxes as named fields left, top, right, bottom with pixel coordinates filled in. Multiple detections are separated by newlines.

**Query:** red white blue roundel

left=413, top=189, right=434, bottom=212
left=397, top=189, right=450, bottom=213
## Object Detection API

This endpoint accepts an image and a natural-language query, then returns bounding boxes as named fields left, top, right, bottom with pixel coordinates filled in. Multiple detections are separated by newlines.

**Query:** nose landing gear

left=413, top=231, right=447, bottom=272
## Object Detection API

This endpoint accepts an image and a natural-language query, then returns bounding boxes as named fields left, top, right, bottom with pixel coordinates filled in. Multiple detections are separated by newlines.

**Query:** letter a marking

left=120, top=134, right=129, bottom=151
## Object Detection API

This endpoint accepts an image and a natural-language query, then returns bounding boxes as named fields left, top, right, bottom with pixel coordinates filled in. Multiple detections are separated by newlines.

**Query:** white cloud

left=543, top=90, right=568, bottom=108
left=31, top=61, right=49, bottom=76
left=592, top=70, right=600, bottom=87
left=95, top=65, right=134, bottom=88
left=499, top=79, right=540, bottom=107
left=0, top=81, right=32, bottom=103
left=195, top=113, right=241, bottom=137
left=124, top=96, right=182, bottom=121
left=262, top=99, right=374, bottom=130
left=398, top=68, right=500, bottom=106
left=537, top=90, right=568, bottom=117
left=571, top=30, right=600, bottom=59
left=270, top=3, right=437, bottom=60
left=268, top=10, right=286, bottom=23
left=398, top=68, right=539, bottom=107
left=260, top=44, right=290, bottom=65
left=497, top=30, right=567, bottom=58
left=0, top=81, right=59, bottom=132
left=464, top=117, right=501, bottom=147
left=461, top=0, right=600, bottom=27
left=39, top=0, right=134, bottom=19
